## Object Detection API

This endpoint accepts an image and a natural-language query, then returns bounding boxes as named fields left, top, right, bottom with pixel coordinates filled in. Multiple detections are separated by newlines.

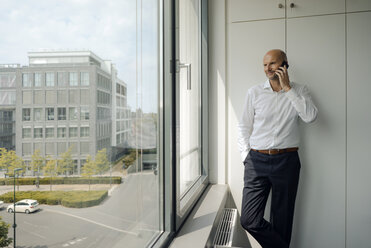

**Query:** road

left=0, top=172, right=160, bottom=248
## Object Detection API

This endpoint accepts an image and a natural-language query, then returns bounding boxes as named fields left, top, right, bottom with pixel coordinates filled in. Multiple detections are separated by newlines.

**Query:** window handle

left=177, top=61, right=192, bottom=90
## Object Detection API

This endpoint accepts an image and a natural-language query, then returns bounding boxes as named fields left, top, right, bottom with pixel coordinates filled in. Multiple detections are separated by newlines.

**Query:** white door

left=286, top=0, right=345, bottom=17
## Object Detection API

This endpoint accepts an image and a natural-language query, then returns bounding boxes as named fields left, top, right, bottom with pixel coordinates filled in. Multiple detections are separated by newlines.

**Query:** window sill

left=169, top=184, right=229, bottom=248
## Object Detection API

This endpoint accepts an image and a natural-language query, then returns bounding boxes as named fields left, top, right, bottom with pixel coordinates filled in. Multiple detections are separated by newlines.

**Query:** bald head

left=264, top=49, right=287, bottom=63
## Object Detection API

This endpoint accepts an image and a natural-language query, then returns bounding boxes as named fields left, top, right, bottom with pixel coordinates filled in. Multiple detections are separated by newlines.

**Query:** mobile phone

left=281, top=61, right=289, bottom=69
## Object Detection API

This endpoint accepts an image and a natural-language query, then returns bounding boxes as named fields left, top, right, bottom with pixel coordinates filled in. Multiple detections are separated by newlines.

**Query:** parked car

left=0, top=200, right=4, bottom=209
left=7, top=199, right=39, bottom=214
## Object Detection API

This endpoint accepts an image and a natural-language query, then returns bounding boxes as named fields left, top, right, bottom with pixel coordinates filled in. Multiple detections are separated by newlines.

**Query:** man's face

left=263, top=52, right=283, bottom=80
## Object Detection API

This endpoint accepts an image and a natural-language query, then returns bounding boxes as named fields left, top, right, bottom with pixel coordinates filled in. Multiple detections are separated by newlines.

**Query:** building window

left=80, top=72, right=89, bottom=86
left=34, top=143, right=43, bottom=154
left=45, top=127, right=54, bottom=138
left=45, top=91, right=56, bottom=104
left=22, top=73, right=32, bottom=87
left=69, top=127, right=78, bottom=138
left=69, top=107, right=78, bottom=121
left=34, top=128, right=43, bottom=138
left=22, top=128, right=31, bottom=139
left=34, top=91, right=45, bottom=104
left=22, top=91, right=32, bottom=105
left=34, top=73, right=43, bottom=87
left=57, top=90, right=67, bottom=104
left=69, top=142, right=78, bottom=155
left=22, top=108, right=31, bottom=121
left=46, top=108, right=54, bottom=121
left=57, top=127, right=66, bottom=138
left=80, top=127, right=89, bottom=137
left=69, top=90, right=79, bottom=104
left=34, top=108, right=42, bottom=121
left=46, top=73, right=55, bottom=87
left=58, top=108, right=66, bottom=120
left=80, top=106, right=89, bottom=120
left=69, top=72, right=78, bottom=86
left=58, top=72, right=67, bottom=87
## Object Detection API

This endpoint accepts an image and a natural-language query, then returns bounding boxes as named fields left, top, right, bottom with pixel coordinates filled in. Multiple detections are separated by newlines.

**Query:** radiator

left=212, top=208, right=238, bottom=247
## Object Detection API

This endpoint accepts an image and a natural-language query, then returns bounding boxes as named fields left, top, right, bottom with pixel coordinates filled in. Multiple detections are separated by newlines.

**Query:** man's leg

left=240, top=150, right=289, bottom=248
left=270, top=151, right=301, bottom=246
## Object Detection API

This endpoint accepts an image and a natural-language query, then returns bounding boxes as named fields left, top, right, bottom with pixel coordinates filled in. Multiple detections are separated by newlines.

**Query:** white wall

left=208, top=0, right=371, bottom=247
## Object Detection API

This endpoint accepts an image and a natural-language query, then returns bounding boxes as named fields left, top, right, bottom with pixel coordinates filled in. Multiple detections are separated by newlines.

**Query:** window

left=22, top=128, right=31, bottom=138
left=69, top=107, right=78, bottom=120
left=58, top=108, right=66, bottom=120
left=69, top=142, right=78, bottom=155
left=22, top=108, right=31, bottom=121
left=34, top=91, right=44, bottom=104
left=46, top=73, right=55, bottom=87
left=45, top=128, right=54, bottom=138
left=57, top=72, right=67, bottom=86
left=69, top=127, right=78, bottom=138
left=34, top=73, right=43, bottom=87
left=69, top=72, right=78, bottom=86
left=80, top=72, right=89, bottom=86
left=22, top=73, right=32, bottom=87
left=80, top=106, right=89, bottom=120
left=57, top=90, right=67, bottom=104
left=80, top=89, right=90, bottom=104
left=34, top=143, right=44, bottom=153
left=34, top=108, right=42, bottom=121
left=45, top=91, right=56, bottom=104
left=22, top=91, right=32, bottom=104
left=57, top=127, right=66, bottom=138
left=34, top=127, right=43, bottom=138
left=69, top=90, right=79, bottom=104
left=80, top=127, right=89, bottom=137
left=46, top=108, right=54, bottom=121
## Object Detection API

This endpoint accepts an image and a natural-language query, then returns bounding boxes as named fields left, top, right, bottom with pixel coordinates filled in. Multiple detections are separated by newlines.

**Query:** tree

left=57, top=147, right=73, bottom=176
left=81, top=156, right=97, bottom=191
left=95, top=148, right=110, bottom=175
left=43, top=158, right=57, bottom=191
left=0, top=148, right=24, bottom=177
left=0, top=216, right=12, bottom=247
left=31, top=149, right=44, bottom=188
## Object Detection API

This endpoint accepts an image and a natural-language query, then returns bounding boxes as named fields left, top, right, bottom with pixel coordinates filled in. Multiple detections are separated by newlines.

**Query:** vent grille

left=213, top=208, right=237, bottom=247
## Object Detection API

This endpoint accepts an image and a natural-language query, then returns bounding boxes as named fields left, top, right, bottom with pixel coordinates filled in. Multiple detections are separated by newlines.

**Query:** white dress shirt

left=238, top=80, right=318, bottom=162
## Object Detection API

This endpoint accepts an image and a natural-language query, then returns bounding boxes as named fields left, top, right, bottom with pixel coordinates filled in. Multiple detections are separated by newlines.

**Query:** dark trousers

left=240, top=150, right=301, bottom=248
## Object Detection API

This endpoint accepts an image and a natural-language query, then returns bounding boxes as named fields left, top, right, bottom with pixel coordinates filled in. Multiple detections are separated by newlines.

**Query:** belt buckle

left=268, top=149, right=274, bottom=155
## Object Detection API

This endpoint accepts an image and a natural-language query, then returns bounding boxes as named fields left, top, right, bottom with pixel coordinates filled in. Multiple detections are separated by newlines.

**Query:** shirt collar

left=263, top=80, right=286, bottom=93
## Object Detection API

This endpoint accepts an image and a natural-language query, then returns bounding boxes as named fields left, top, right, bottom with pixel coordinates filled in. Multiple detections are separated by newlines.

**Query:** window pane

left=34, top=127, right=43, bottom=138
left=46, top=108, right=54, bottom=121
left=80, top=106, right=89, bottom=120
left=22, top=108, right=31, bottom=121
left=80, top=127, right=89, bottom=137
left=57, top=142, right=67, bottom=155
left=57, top=90, right=67, bottom=104
left=69, top=107, right=78, bottom=120
left=58, top=72, right=67, bottom=86
left=45, top=142, right=55, bottom=155
left=34, top=108, right=42, bottom=121
left=34, top=73, right=43, bottom=87
left=57, top=127, right=66, bottom=138
left=45, top=127, right=54, bottom=138
left=22, top=143, right=31, bottom=156
left=57, top=107, right=66, bottom=120
left=80, top=142, right=90, bottom=154
left=22, top=73, right=32, bottom=87
left=22, top=128, right=31, bottom=138
left=69, top=127, right=78, bottom=138
left=69, top=90, right=79, bottom=104
left=80, top=72, right=89, bottom=86
left=80, top=89, right=90, bottom=104
left=69, top=72, right=78, bottom=86
left=46, top=72, right=55, bottom=86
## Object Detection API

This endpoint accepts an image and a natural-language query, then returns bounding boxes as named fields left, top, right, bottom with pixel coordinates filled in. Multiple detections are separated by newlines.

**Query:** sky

left=0, top=0, right=158, bottom=113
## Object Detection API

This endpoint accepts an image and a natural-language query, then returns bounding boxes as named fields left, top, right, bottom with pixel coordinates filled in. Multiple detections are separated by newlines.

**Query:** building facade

left=0, top=51, right=130, bottom=175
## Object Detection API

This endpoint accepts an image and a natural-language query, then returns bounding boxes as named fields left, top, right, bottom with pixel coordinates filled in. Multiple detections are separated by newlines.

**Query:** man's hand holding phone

left=275, top=61, right=291, bottom=92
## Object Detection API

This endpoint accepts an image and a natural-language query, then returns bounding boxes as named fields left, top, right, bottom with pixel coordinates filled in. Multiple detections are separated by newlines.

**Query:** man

left=238, top=49, right=318, bottom=248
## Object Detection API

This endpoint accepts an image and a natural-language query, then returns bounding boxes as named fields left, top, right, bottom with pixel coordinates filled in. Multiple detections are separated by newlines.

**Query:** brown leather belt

left=251, top=147, right=298, bottom=155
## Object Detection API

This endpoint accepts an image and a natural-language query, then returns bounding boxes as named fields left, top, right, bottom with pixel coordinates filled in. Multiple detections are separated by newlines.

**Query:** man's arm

left=286, top=84, right=318, bottom=123
left=238, top=90, right=254, bottom=162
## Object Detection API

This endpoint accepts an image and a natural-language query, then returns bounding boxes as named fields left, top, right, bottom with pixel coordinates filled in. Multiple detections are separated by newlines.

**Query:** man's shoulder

left=247, top=82, right=265, bottom=94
